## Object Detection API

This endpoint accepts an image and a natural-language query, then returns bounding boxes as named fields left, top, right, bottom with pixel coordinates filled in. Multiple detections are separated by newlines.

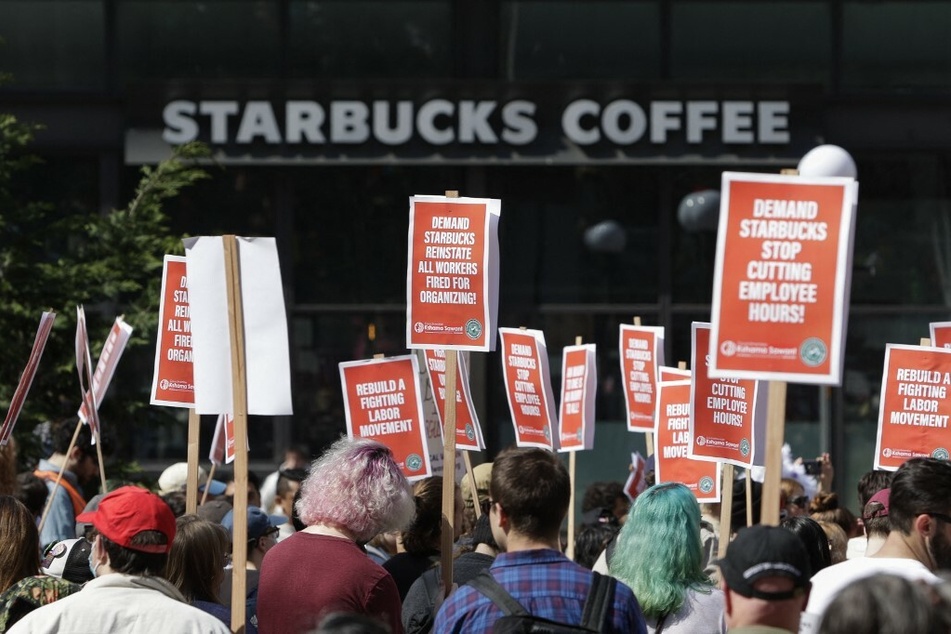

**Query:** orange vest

left=34, top=470, right=86, bottom=517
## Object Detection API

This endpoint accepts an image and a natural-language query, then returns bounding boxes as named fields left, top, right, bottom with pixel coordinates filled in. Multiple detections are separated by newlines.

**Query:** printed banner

left=499, top=327, right=558, bottom=450
left=689, top=322, right=765, bottom=469
left=874, top=344, right=951, bottom=470
left=619, top=325, right=665, bottom=432
left=339, top=355, right=432, bottom=481
left=78, top=317, right=133, bottom=423
left=660, top=366, right=691, bottom=382
left=417, top=355, right=467, bottom=481
left=151, top=255, right=194, bottom=407
left=209, top=413, right=237, bottom=465
left=406, top=195, right=501, bottom=352
left=558, top=344, right=597, bottom=452
left=74, top=307, right=101, bottom=441
left=624, top=451, right=648, bottom=502
left=422, top=349, right=484, bottom=451
left=655, top=380, right=721, bottom=503
left=1, top=312, right=56, bottom=446
left=710, top=172, right=858, bottom=385
left=184, top=236, right=293, bottom=416
left=930, top=322, right=951, bottom=350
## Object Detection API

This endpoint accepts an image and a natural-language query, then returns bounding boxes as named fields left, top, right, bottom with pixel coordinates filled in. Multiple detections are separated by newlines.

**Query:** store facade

left=3, top=0, right=951, bottom=499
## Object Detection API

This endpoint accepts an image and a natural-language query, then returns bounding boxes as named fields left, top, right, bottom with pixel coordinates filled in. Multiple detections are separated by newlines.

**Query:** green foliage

left=0, top=115, right=211, bottom=468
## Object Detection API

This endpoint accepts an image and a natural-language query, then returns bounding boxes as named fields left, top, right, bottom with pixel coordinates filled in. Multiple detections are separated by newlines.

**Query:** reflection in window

left=670, top=2, right=830, bottom=85
left=0, top=1, right=104, bottom=90
left=843, top=2, right=951, bottom=91
left=500, top=1, right=661, bottom=80
left=287, top=1, right=451, bottom=78
left=117, top=2, right=281, bottom=81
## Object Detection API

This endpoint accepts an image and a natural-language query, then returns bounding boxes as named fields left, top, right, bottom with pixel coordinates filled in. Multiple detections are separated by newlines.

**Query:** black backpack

left=466, top=570, right=616, bottom=633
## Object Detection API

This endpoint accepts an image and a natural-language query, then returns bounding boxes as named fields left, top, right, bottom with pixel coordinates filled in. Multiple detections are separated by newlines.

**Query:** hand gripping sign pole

left=223, top=236, right=250, bottom=634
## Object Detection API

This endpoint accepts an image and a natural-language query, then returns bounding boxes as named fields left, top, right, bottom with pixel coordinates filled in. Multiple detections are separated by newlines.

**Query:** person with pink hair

left=256, top=437, right=416, bottom=634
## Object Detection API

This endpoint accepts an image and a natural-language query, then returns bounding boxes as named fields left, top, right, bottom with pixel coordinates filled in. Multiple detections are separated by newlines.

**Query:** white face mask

left=88, top=537, right=102, bottom=579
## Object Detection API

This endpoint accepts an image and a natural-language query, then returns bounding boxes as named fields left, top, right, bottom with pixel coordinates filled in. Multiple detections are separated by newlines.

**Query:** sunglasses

left=789, top=496, right=809, bottom=508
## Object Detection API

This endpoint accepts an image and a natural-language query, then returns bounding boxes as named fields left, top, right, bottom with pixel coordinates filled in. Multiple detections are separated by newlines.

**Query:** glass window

left=843, top=2, right=951, bottom=91
left=287, top=1, right=451, bottom=79
left=116, top=2, right=281, bottom=81
left=670, top=2, right=831, bottom=86
left=500, top=2, right=661, bottom=80
left=0, top=1, right=105, bottom=91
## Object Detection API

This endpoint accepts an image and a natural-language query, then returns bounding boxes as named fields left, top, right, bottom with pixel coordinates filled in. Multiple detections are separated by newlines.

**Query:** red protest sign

left=79, top=317, right=133, bottom=423
left=406, top=195, right=501, bottom=352
left=930, top=322, right=951, bottom=350
left=689, top=323, right=764, bottom=469
left=619, top=325, right=665, bottom=432
left=1, top=312, right=56, bottom=446
left=499, top=328, right=557, bottom=450
left=210, top=413, right=237, bottom=465
left=655, top=380, right=721, bottom=503
left=624, top=452, right=648, bottom=502
left=151, top=256, right=194, bottom=407
left=422, top=349, right=484, bottom=451
left=660, top=366, right=691, bottom=382
left=558, top=344, right=597, bottom=452
left=339, top=355, right=431, bottom=481
left=75, top=307, right=100, bottom=439
left=874, top=344, right=951, bottom=470
left=710, top=172, right=858, bottom=385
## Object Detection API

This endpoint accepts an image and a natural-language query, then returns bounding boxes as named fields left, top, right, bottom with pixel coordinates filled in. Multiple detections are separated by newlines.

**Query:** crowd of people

left=2, top=416, right=951, bottom=633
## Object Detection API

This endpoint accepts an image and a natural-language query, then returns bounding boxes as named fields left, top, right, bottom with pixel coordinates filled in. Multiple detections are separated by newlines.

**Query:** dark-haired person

left=34, top=419, right=100, bottom=546
left=845, top=469, right=892, bottom=559
left=8, top=486, right=230, bottom=633
left=803, top=457, right=950, bottom=628
left=781, top=515, right=832, bottom=579
left=433, top=446, right=646, bottom=633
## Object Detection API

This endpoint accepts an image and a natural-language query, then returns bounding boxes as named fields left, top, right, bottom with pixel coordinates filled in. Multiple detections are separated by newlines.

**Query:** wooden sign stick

left=922, top=338, right=933, bottom=347
left=761, top=381, right=787, bottom=526
left=223, top=236, right=250, bottom=634
left=440, top=190, right=460, bottom=598
left=201, top=462, right=217, bottom=506
left=186, top=409, right=200, bottom=514
left=746, top=470, right=754, bottom=528
left=717, top=463, right=734, bottom=558
left=37, top=418, right=84, bottom=534
left=463, top=452, right=481, bottom=520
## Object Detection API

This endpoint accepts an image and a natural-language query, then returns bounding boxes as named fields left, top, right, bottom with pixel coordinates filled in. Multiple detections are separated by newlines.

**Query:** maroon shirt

left=256, top=531, right=403, bottom=634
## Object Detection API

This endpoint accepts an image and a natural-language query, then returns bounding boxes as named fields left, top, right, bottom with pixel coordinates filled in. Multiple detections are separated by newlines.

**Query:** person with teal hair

left=609, top=482, right=725, bottom=633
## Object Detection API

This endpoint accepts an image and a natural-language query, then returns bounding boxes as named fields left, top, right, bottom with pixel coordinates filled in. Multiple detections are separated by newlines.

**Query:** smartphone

left=803, top=459, right=822, bottom=475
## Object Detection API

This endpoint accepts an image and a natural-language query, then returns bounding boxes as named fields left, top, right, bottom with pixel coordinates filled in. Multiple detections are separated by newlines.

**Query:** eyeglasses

left=249, top=527, right=280, bottom=544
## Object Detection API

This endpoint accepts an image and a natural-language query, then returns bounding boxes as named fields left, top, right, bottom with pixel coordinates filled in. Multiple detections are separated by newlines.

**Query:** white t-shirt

left=802, top=556, right=939, bottom=628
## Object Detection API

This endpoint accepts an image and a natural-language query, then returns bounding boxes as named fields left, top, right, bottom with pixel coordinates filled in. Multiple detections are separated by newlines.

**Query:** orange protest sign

left=499, top=328, right=557, bottom=450
left=339, top=355, right=431, bottom=481
left=874, top=344, right=951, bottom=470
left=655, top=380, right=721, bottom=503
left=660, top=366, right=691, bottom=382
left=558, top=344, right=597, bottom=452
left=1, top=311, right=56, bottom=446
left=422, top=349, right=484, bottom=451
left=209, top=414, right=237, bottom=465
left=151, top=256, right=195, bottom=407
left=930, top=322, right=951, bottom=350
left=406, top=195, right=501, bottom=352
left=619, top=325, right=665, bottom=432
left=79, top=317, right=133, bottom=422
left=689, top=323, right=764, bottom=469
left=710, top=172, right=858, bottom=385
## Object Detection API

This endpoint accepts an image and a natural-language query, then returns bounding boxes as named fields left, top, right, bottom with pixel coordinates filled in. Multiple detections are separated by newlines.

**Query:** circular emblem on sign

left=800, top=338, right=828, bottom=367
left=465, top=319, right=483, bottom=340
left=406, top=454, right=423, bottom=471
left=414, top=322, right=424, bottom=334
left=465, top=424, right=475, bottom=441
left=933, top=448, right=950, bottom=460
left=740, top=439, right=751, bottom=457
left=699, top=477, right=715, bottom=494
left=696, top=436, right=707, bottom=447
left=576, top=428, right=584, bottom=442
left=543, top=426, right=551, bottom=441
left=720, top=340, right=737, bottom=357
left=883, top=447, right=893, bottom=458
left=160, top=379, right=169, bottom=390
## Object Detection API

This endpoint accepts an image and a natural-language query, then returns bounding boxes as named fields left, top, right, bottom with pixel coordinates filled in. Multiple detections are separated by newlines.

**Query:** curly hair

left=609, top=482, right=713, bottom=618
left=296, top=437, right=415, bottom=543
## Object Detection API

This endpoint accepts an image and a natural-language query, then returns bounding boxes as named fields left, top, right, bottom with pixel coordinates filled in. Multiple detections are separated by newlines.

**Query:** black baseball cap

left=716, top=525, right=812, bottom=600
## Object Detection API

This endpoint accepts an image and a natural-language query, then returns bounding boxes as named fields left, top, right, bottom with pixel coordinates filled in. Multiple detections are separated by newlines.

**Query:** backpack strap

left=467, top=571, right=531, bottom=617
left=580, top=572, right=616, bottom=631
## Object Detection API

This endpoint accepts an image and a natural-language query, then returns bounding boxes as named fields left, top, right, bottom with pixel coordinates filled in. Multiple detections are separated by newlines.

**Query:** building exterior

left=3, top=1, right=951, bottom=501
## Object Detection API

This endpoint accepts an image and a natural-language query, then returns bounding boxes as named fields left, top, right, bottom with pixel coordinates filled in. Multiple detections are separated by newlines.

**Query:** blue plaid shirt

left=433, top=548, right=646, bottom=633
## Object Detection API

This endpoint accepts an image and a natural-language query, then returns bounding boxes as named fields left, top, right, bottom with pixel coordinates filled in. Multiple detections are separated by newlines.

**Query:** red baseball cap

left=76, top=486, right=176, bottom=554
